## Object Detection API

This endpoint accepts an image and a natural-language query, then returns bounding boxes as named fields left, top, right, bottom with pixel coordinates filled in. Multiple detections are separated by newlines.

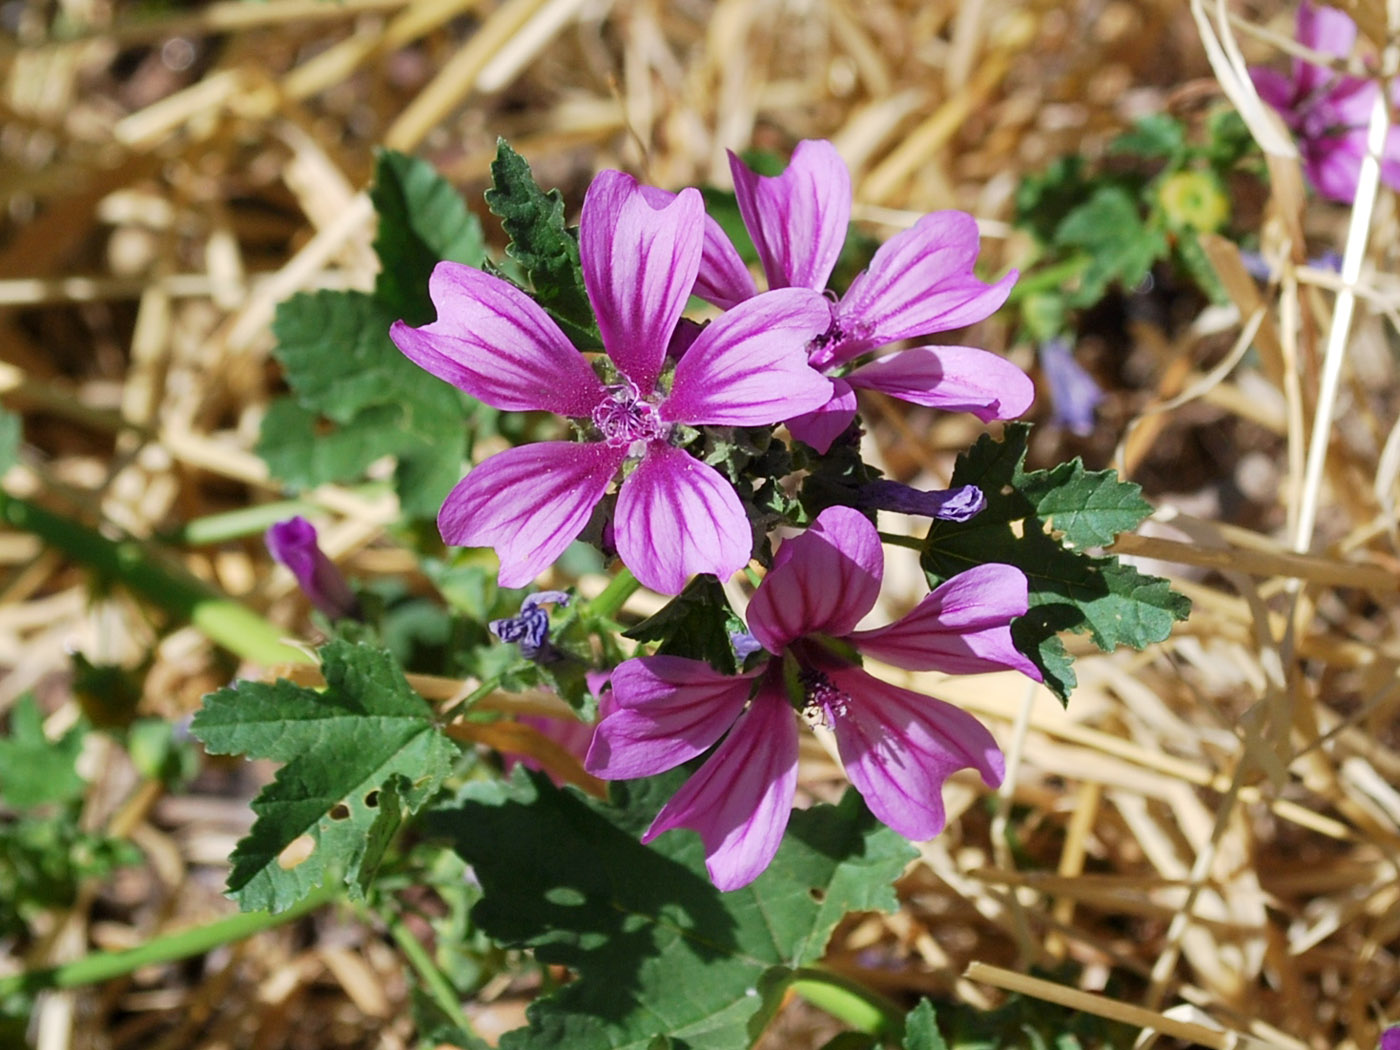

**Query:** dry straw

left=1, top=0, right=1398, bottom=1047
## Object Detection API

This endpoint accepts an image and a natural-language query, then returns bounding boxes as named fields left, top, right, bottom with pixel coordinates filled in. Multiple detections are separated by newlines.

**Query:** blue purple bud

left=265, top=517, right=361, bottom=621
left=490, top=591, right=570, bottom=660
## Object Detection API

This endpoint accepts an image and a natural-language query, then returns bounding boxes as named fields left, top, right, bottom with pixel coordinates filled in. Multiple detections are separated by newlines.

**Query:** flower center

left=591, top=383, right=666, bottom=450
left=799, top=667, right=850, bottom=725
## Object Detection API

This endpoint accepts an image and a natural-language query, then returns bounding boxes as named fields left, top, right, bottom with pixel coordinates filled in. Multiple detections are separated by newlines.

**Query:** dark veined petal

left=580, top=170, right=704, bottom=394
left=846, top=345, right=1035, bottom=421
left=390, top=262, right=605, bottom=416
left=614, top=444, right=752, bottom=595
left=826, top=666, right=1004, bottom=841
left=826, top=211, right=1015, bottom=367
left=695, top=213, right=760, bottom=309
left=642, top=684, right=799, bottom=891
left=729, top=139, right=851, bottom=294
left=851, top=563, right=1041, bottom=681
left=585, top=656, right=758, bottom=780
left=661, top=288, right=833, bottom=426
left=439, top=441, right=625, bottom=589
left=747, top=505, right=882, bottom=653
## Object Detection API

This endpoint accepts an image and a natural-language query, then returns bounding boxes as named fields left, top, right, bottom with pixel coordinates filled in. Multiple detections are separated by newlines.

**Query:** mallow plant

left=188, top=139, right=1190, bottom=1048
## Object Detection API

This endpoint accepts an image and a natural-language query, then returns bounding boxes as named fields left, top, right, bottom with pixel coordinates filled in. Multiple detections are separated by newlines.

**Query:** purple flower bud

left=1039, top=338, right=1104, bottom=437
left=490, top=591, right=570, bottom=661
left=856, top=481, right=986, bottom=522
left=730, top=630, right=764, bottom=661
left=265, top=517, right=360, bottom=621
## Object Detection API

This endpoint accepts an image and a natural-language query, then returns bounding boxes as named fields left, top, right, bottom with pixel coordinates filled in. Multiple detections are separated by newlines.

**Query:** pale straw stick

left=1292, top=88, right=1391, bottom=552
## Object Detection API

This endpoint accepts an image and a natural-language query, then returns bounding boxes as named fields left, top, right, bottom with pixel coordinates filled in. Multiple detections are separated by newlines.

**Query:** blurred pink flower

left=1251, top=2, right=1400, bottom=202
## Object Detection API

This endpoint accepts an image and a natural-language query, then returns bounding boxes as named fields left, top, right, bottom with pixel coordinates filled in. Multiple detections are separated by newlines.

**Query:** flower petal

left=846, top=345, right=1034, bottom=421
left=643, top=685, right=799, bottom=891
left=1295, top=2, right=1356, bottom=94
left=440, top=441, right=625, bottom=588
left=730, top=139, right=852, bottom=293
left=695, top=214, right=759, bottom=309
left=390, top=262, right=606, bottom=416
left=585, top=656, right=758, bottom=779
left=1249, top=66, right=1298, bottom=115
left=825, top=211, right=1015, bottom=367
left=747, top=505, right=881, bottom=653
left=614, top=444, right=752, bottom=594
left=851, top=563, right=1041, bottom=680
left=581, top=170, right=704, bottom=393
left=784, top=378, right=858, bottom=455
left=661, top=288, right=833, bottom=426
left=827, top=666, right=1004, bottom=841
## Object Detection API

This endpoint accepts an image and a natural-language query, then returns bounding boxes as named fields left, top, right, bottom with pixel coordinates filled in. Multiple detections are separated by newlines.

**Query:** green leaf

left=0, top=409, right=20, bottom=474
left=427, top=771, right=915, bottom=1050
left=273, top=290, right=464, bottom=435
left=903, top=1000, right=950, bottom=1050
left=261, top=289, right=470, bottom=513
left=191, top=640, right=458, bottom=912
left=922, top=424, right=1190, bottom=702
left=623, top=575, right=742, bottom=673
left=0, top=697, right=86, bottom=809
left=1053, top=186, right=1168, bottom=303
left=1108, top=114, right=1185, bottom=161
left=370, top=150, right=486, bottom=324
left=484, top=139, right=599, bottom=348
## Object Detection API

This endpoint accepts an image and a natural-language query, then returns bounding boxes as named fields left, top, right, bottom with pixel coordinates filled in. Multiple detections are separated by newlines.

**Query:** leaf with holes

left=426, top=770, right=914, bottom=1050
left=191, top=640, right=457, bottom=912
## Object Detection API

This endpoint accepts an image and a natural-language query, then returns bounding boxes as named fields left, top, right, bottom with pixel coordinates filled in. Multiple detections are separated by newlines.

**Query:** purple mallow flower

left=692, top=140, right=1034, bottom=453
left=1251, top=2, right=1400, bottom=202
left=585, top=505, right=1041, bottom=891
left=490, top=590, right=570, bottom=660
left=390, top=171, right=833, bottom=595
left=1038, top=338, right=1103, bottom=437
left=265, top=516, right=360, bottom=621
left=1382, top=1026, right=1400, bottom=1050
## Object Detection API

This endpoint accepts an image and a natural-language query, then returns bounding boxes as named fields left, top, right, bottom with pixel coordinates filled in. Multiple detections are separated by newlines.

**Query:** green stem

left=877, top=530, right=924, bottom=552
left=160, top=499, right=318, bottom=547
left=1005, top=253, right=1091, bottom=303
left=581, top=567, right=640, bottom=621
left=0, top=491, right=310, bottom=667
left=385, top=915, right=477, bottom=1039
left=0, top=885, right=337, bottom=998
left=790, top=965, right=908, bottom=1042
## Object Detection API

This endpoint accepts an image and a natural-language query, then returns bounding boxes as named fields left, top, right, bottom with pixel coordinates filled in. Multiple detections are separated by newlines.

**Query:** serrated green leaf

left=191, top=641, right=457, bottom=912
left=273, top=290, right=464, bottom=435
left=1017, top=461, right=1152, bottom=548
left=484, top=140, right=599, bottom=348
left=370, top=150, right=486, bottom=324
left=903, top=1000, right=950, bottom=1050
left=0, top=697, right=86, bottom=808
left=623, top=575, right=741, bottom=673
left=426, top=772, right=914, bottom=1050
left=1054, top=186, right=1168, bottom=302
left=922, top=424, right=1189, bottom=702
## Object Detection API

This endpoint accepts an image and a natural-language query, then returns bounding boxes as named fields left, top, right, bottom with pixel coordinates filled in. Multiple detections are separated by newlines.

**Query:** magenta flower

left=1251, top=2, right=1400, bottom=202
left=585, top=505, right=1040, bottom=890
left=390, top=171, right=834, bottom=595
left=1382, top=1026, right=1400, bottom=1050
left=695, top=140, right=1034, bottom=453
left=265, top=516, right=360, bottom=620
